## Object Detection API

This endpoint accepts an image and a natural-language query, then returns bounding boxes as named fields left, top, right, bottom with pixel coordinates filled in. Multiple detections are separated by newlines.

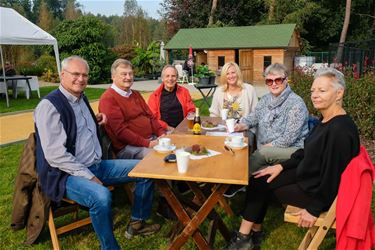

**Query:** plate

left=224, top=141, right=248, bottom=150
left=153, top=144, right=176, bottom=153
left=201, top=124, right=225, bottom=131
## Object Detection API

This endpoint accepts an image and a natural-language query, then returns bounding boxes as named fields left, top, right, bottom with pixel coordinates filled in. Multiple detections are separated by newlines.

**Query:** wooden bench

left=284, top=197, right=336, bottom=250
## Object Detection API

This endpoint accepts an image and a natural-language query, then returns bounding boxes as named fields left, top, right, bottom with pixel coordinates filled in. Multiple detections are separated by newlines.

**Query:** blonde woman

left=209, top=62, right=257, bottom=119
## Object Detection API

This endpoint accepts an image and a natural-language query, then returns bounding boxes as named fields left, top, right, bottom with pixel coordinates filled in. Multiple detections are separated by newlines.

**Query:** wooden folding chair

left=284, top=197, right=337, bottom=250
left=48, top=186, right=114, bottom=250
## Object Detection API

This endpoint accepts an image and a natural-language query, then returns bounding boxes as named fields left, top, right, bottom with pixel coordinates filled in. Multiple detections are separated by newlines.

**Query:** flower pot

left=199, top=77, right=210, bottom=85
left=209, top=75, right=216, bottom=85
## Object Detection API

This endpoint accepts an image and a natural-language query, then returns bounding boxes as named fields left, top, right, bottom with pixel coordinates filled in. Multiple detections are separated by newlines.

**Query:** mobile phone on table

left=164, top=153, right=176, bottom=163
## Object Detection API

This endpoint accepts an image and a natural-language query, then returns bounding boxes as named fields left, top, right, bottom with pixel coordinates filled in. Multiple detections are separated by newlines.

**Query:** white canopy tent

left=0, top=7, right=61, bottom=107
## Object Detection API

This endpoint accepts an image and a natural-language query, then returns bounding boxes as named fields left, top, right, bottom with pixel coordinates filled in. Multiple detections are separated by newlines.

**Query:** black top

left=281, top=114, right=360, bottom=216
left=160, top=87, right=184, bottom=128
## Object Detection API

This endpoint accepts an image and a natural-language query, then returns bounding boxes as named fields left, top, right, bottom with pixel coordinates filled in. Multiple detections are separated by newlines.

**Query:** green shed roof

left=165, top=24, right=297, bottom=50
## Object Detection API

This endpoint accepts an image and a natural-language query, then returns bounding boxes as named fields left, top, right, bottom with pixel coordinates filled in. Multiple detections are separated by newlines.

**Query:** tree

left=336, top=0, right=352, bottom=63
left=52, top=16, right=116, bottom=83
left=64, top=0, right=80, bottom=20
left=37, top=0, right=55, bottom=32
left=208, top=0, right=218, bottom=26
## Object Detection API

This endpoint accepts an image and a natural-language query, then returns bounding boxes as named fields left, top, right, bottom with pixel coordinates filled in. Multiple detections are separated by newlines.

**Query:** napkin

left=205, top=131, right=244, bottom=137
left=189, top=149, right=221, bottom=160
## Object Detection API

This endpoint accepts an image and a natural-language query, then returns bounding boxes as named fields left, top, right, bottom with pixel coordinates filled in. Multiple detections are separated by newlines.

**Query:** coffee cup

left=221, top=109, right=229, bottom=120
left=226, top=118, right=235, bottom=133
left=231, top=136, right=244, bottom=146
left=159, top=138, right=171, bottom=148
left=176, top=150, right=190, bottom=174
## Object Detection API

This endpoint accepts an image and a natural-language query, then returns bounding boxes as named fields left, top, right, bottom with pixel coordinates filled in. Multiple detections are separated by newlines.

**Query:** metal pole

left=0, top=45, right=9, bottom=107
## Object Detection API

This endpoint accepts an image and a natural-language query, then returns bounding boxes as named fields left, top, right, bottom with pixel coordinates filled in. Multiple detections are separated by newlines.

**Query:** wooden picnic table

left=129, top=120, right=249, bottom=249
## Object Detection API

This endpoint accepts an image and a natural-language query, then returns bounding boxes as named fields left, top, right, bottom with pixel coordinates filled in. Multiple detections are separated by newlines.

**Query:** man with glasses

left=34, top=56, right=160, bottom=250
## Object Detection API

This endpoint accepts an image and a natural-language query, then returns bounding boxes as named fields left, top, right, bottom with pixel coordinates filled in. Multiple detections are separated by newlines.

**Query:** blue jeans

left=65, top=159, right=154, bottom=250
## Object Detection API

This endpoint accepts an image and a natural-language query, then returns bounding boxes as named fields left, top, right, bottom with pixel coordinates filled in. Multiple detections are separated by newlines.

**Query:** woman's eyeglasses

left=265, top=77, right=286, bottom=86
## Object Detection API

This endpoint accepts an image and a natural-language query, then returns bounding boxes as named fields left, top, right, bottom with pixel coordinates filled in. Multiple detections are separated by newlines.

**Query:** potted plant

left=196, top=65, right=213, bottom=85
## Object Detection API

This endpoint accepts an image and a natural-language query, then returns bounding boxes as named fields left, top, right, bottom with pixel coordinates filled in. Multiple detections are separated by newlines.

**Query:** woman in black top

left=228, top=68, right=360, bottom=249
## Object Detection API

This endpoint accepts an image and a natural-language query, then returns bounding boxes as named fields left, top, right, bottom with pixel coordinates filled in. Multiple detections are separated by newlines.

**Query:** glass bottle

left=192, top=108, right=201, bottom=135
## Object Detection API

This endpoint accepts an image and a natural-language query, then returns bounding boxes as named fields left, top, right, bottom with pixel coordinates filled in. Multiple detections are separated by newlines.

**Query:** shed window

left=264, top=56, right=272, bottom=70
left=218, top=56, right=225, bottom=67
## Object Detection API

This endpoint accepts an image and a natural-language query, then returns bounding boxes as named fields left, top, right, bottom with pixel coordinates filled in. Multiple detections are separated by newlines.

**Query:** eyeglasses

left=64, top=69, right=89, bottom=79
left=265, top=77, right=286, bottom=86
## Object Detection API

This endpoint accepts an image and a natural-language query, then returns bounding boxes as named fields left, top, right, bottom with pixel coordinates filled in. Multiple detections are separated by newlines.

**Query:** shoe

left=125, top=220, right=160, bottom=239
left=250, top=230, right=265, bottom=246
left=224, top=185, right=246, bottom=198
left=227, top=231, right=254, bottom=250
left=156, top=197, right=177, bottom=221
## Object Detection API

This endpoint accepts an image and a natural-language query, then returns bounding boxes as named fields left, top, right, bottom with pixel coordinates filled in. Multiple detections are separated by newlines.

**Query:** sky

left=77, top=0, right=162, bottom=19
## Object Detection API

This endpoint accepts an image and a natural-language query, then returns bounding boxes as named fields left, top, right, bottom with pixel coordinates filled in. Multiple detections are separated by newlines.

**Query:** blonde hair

left=220, top=62, right=244, bottom=91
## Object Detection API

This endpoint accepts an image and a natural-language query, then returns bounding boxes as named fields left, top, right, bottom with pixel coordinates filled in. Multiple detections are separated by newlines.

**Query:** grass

left=0, top=91, right=372, bottom=249
left=0, top=86, right=106, bottom=114
left=2, top=141, right=358, bottom=249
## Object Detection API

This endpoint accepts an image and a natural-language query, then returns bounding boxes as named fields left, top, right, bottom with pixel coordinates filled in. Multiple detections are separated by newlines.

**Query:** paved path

left=0, top=80, right=267, bottom=146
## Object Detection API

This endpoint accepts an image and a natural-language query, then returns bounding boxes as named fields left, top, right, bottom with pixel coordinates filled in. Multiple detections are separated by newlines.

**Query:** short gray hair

left=61, top=56, right=89, bottom=72
left=161, top=65, right=178, bottom=79
left=111, top=58, right=133, bottom=75
left=264, top=63, right=288, bottom=78
left=314, top=67, right=345, bottom=89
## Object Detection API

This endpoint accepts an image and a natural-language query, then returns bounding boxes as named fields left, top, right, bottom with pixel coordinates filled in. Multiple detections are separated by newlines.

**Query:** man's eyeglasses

left=64, top=69, right=89, bottom=79
left=265, top=77, right=286, bottom=86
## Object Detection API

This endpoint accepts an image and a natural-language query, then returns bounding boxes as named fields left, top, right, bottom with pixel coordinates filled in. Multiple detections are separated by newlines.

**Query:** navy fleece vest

left=35, top=89, right=98, bottom=202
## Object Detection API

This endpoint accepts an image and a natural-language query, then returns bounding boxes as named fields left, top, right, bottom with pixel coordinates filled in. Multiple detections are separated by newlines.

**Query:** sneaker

left=224, top=185, right=246, bottom=198
left=227, top=231, right=254, bottom=250
left=156, top=197, right=177, bottom=221
left=125, top=220, right=160, bottom=239
left=250, top=230, right=265, bottom=246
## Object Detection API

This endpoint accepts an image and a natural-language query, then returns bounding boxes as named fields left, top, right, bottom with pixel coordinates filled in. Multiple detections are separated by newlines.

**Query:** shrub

left=16, top=62, right=45, bottom=76
left=290, top=71, right=375, bottom=140
left=52, top=16, right=116, bottom=84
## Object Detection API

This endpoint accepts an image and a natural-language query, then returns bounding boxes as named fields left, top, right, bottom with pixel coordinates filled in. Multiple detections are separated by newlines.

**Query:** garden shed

left=165, top=24, right=300, bottom=84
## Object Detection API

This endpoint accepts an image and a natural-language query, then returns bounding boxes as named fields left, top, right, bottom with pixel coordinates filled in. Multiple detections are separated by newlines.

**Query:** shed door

left=239, top=49, right=253, bottom=83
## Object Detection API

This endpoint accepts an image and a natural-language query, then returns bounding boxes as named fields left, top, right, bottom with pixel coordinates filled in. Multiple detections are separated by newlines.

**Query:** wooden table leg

left=157, top=180, right=209, bottom=250
left=188, top=183, right=232, bottom=242
left=170, top=183, right=231, bottom=249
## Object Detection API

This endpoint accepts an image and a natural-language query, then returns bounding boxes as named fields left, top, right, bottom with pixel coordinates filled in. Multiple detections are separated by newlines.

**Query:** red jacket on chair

left=148, top=83, right=195, bottom=129
left=336, top=146, right=375, bottom=249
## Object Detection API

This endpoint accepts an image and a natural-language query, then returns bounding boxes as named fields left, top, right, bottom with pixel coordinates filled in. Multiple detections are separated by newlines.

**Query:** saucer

left=153, top=144, right=176, bottom=153
left=224, top=141, right=248, bottom=150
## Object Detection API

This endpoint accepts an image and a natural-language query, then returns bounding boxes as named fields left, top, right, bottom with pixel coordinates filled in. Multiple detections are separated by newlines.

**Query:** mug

left=159, top=138, right=171, bottom=148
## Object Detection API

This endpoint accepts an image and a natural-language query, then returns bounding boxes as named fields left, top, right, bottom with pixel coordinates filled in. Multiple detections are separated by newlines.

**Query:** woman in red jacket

left=148, top=65, right=195, bottom=130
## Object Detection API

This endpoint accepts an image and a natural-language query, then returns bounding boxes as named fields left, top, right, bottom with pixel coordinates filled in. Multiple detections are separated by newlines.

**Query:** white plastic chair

left=15, top=76, right=40, bottom=99
left=175, top=64, right=188, bottom=84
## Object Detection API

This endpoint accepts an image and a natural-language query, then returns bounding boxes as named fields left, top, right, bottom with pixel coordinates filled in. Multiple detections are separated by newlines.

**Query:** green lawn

left=0, top=87, right=106, bottom=114
left=0, top=142, right=344, bottom=250
left=0, top=92, right=370, bottom=249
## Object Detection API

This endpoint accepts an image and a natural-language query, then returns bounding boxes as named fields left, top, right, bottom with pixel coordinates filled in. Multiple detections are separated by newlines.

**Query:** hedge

left=290, top=71, right=375, bottom=140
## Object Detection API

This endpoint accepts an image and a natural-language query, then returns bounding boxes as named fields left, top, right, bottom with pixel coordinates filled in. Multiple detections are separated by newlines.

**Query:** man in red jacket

left=148, top=65, right=195, bottom=130
left=99, top=59, right=166, bottom=159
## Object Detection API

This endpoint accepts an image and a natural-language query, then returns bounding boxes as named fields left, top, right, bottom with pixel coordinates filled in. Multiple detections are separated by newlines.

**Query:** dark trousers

left=242, top=168, right=314, bottom=223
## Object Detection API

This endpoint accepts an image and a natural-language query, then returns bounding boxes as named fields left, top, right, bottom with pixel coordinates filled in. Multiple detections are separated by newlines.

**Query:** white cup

left=159, top=138, right=171, bottom=148
left=176, top=150, right=191, bottom=174
left=221, top=109, right=229, bottom=120
left=226, top=118, right=235, bottom=133
left=231, top=136, right=244, bottom=146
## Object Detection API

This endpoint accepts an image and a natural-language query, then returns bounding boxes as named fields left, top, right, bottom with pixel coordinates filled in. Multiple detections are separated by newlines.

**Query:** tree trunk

left=208, top=0, right=218, bottom=26
left=336, top=0, right=352, bottom=64
left=268, top=0, right=275, bottom=23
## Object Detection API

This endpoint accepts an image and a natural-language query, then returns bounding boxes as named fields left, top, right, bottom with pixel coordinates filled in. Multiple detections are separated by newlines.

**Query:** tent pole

left=53, top=44, right=61, bottom=77
left=0, top=45, right=9, bottom=107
